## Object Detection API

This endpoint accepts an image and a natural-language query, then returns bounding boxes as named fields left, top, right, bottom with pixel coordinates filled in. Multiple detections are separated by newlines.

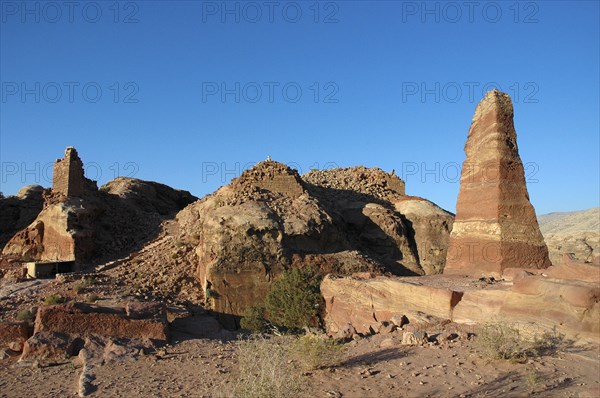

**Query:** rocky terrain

left=538, top=207, right=600, bottom=265
left=0, top=90, right=598, bottom=398
left=0, top=185, right=46, bottom=253
left=0, top=150, right=196, bottom=272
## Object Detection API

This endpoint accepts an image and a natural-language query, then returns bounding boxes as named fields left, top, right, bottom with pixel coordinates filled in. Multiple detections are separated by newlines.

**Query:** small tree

left=265, top=266, right=323, bottom=331
left=240, top=305, right=267, bottom=332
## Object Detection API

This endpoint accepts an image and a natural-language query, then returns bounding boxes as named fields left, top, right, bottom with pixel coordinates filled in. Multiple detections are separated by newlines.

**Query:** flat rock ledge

left=322, top=266, right=600, bottom=344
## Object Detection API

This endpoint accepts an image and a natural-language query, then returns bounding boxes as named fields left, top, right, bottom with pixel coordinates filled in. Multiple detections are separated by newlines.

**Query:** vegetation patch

left=264, top=265, right=323, bottom=331
left=475, top=323, right=566, bottom=363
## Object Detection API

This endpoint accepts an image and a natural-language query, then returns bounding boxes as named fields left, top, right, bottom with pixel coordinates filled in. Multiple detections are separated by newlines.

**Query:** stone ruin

left=2, top=147, right=91, bottom=276
left=52, top=147, right=85, bottom=197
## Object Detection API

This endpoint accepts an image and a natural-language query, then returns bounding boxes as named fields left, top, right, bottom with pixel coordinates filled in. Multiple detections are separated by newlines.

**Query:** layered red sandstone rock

left=444, top=90, right=551, bottom=277
left=321, top=274, right=600, bottom=343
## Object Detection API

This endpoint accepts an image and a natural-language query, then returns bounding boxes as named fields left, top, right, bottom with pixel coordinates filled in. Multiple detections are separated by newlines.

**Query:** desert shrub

left=73, top=278, right=94, bottom=294
left=476, top=323, right=564, bottom=363
left=240, top=305, right=266, bottom=332
left=44, top=294, right=66, bottom=305
left=16, top=309, right=35, bottom=323
left=174, top=240, right=185, bottom=248
left=265, top=266, right=323, bottom=331
left=524, top=367, right=543, bottom=392
left=86, top=294, right=99, bottom=303
left=228, top=335, right=303, bottom=398
left=291, top=334, right=346, bottom=371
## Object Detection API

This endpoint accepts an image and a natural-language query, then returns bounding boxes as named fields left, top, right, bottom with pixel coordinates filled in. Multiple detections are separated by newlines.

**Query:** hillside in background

left=538, top=207, right=599, bottom=265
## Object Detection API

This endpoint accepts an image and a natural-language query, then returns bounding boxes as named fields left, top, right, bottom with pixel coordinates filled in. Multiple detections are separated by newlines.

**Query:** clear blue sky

left=1, top=0, right=598, bottom=214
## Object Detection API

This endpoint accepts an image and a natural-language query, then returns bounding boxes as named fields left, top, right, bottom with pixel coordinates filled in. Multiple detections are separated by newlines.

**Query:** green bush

left=265, top=266, right=323, bottom=331
left=16, top=309, right=35, bottom=323
left=240, top=305, right=266, bottom=332
left=44, top=294, right=66, bottom=305
left=73, top=278, right=94, bottom=294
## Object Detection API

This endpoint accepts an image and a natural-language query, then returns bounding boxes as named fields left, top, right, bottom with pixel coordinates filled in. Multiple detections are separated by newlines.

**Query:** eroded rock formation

left=393, top=197, right=454, bottom=275
left=177, top=161, right=453, bottom=327
left=0, top=185, right=46, bottom=251
left=20, top=301, right=168, bottom=363
left=1, top=148, right=196, bottom=265
left=444, top=90, right=551, bottom=277
left=321, top=272, right=600, bottom=343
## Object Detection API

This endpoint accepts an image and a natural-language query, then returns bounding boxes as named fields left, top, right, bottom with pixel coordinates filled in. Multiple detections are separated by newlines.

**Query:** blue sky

left=1, top=0, right=598, bottom=214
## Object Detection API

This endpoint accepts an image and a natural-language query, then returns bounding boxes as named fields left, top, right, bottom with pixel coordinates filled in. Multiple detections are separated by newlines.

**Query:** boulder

left=543, top=254, right=600, bottom=284
left=21, top=332, right=74, bottom=362
left=453, top=276, right=599, bottom=342
left=3, top=199, right=95, bottom=262
left=321, top=274, right=462, bottom=335
left=0, top=185, right=45, bottom=251
left=34, top=302, right=168, bottom=342
left=322, top=273, right=600, bottom=343
left=393, top=197, right=454, bottom=274
left=445, top=90, right=551, bottom=277
left=0, top=321, right=30, bottom=349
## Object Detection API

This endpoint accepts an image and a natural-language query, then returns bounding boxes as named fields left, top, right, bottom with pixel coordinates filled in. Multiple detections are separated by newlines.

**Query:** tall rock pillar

left=444, top=90, right=551, bottom=277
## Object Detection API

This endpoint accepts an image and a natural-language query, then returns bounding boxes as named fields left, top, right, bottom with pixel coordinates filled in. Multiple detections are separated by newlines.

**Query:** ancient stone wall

left=52, top=147, right=84, bottom=197
left=253, top=173, right=304, bottom=198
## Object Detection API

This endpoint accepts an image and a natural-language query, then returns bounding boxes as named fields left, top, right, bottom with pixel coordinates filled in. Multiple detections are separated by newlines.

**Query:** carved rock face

left=444, top=90, right=551, bottom=277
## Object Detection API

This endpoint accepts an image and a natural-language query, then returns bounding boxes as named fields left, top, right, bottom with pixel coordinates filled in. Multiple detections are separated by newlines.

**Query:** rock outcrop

left=177, top=162, right=452, bottom=327
left=322, top=273, right=600, bottom=343
left=444, top=90, right=551, bottom=277
left=0, top=185, right=46, bottom=251
left=452, top=276, right=599, bottom=342
left=20, top=301, right=168, bottom=363
left=101, top=177, right=196, bottom=216
left=538, top=208, right=600, bottom=266
left=321, top=274, right=463, bottom=335
left=1, top=148, right=197, bottom=265
left=0, top=321, right=29, bottom=350
left=2, top=197, right=97, bottom=263
left=393, top=197, right=454, bottom=275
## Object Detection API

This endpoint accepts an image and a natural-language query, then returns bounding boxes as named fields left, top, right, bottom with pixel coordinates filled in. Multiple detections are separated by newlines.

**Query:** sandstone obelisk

left=444, top=90, right=551, bottom=277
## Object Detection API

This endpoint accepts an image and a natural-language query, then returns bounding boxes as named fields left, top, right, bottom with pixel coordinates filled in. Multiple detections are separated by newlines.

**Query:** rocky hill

left=1, top=155, right=196, bottom=270
left=538, top=207, right=599, bottom=265
left=172, top=161, right=453, bottom=327
left=0, top=185, right=46, bottom=251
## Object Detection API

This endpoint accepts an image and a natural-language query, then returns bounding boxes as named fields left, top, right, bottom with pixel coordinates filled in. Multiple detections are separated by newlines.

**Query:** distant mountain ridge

left=537, top=207, right=599, bottom=265
left=538, top=207, right=599, bottom=235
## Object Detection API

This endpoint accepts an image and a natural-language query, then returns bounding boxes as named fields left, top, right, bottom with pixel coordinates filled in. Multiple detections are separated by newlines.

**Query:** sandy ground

left=1, top=314, right=599, bottom=398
